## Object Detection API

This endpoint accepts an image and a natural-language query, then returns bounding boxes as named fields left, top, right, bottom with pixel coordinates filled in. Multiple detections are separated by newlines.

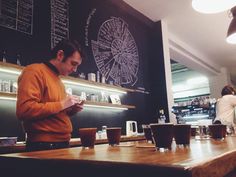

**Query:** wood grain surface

left=1, top=136, right=236, bottom=177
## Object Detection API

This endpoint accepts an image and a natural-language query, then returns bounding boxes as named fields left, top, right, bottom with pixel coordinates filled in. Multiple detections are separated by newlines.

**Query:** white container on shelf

left=101, top=76, right=106, bottom=84
left=2, top=80, right=11, bottom=93
left=0, top=79, right=3, bottom=92
left=88, top=73, right=96, bottom=82
left=96, top=71, right=100, bottom=82
left=66, top=87, right=73, bottom=95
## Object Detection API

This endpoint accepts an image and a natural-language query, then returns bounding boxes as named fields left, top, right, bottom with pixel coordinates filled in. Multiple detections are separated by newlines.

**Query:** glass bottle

left=96, top=70, right=100, bottom=83
left=158, top=109, right=166, bottom=124
left=2, top=51, right=6, bottom=63
left=101, top=76, right=106, bottom=84
left=101, top=125, right=107, bottom=139
left=16, top=54, right=21, bottom=66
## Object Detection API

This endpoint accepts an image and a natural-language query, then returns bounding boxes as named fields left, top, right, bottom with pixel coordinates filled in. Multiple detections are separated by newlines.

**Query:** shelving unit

left=0, top=92, right=135, bottom=110
left=60, top=75, right=134, bottom=94
left=172, top=104, right=215, bottom=124
left=0, top=61, right=23, bottom=72
left=0, top=92, right=17, bottom=100
left=0, top=62, right=135, bottom=110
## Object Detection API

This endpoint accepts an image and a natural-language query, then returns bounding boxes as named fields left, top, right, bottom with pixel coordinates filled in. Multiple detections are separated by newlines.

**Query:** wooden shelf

left=0, top=61, right=24, bottom=71
left=0, top=92, right=135, bottom=109
left=0, top=61, right=135, bottom=93
left=0, top=92, right=17, bottom=99
left=0, top=62, right=135, bottom=109
left=84, top=100, right=135, bottom=109
left=60, top=75, right=135, bottom=93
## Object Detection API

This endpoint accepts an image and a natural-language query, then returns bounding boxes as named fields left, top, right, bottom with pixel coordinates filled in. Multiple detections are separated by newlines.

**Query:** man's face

left=59, top=51, right=82, bottom=76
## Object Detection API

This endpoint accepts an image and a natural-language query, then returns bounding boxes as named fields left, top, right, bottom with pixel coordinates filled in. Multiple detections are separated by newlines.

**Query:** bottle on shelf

left=80, top=91, right=87, bottom=101
left=78, top=72, right=86, bottom=79
left=16, top=54, right=21, bottom=66
left=0, top=79, right=2, bottom=92
left=101, top=75, right=106, bottom=84
left=100, top=91, right=105, bottom=102
left=2, top=50, right=6, bottom=63
left=158, top=109, right=166, bottom=124
left=2, top=80, right=11, bottom=93
left=11, top=81, right=17, bottom=93
left=101, top=125, right=107, bottom=139
left=96, top=70, right=100, bottom=83
left=96, top=130, right=102, bottom=139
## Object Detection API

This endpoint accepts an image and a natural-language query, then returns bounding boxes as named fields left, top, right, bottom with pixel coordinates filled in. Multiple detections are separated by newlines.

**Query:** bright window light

left=172, top=84, right=188, bottom=92
left=187, top=76, right=208, bottom=85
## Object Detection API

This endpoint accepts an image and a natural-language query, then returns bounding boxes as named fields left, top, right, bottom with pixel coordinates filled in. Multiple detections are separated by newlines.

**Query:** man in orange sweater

left=16, top=39, right=84, bottom=151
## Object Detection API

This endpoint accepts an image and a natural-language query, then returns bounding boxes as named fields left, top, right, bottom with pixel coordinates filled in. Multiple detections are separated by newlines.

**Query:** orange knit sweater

left=16, top=63, right=72, bottom=142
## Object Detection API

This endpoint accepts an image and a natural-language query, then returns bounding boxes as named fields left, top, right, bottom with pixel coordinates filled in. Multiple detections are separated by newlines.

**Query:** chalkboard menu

left=0, top=0, right=33, bottom=35
left=50, top=0, right=69, bottom=49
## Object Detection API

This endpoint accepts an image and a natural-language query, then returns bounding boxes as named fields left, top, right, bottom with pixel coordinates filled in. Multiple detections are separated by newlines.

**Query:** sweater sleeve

left=16, top=68, right=63, bottom=120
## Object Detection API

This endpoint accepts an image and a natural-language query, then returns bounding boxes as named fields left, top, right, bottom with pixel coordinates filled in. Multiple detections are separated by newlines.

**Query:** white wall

left=208, top=67, right=232, bottom=99
left=161, top=21, right=174, bottom=119
left=168, top=33, right=221, bottom=76
left=167, top=29, right=231, bottom=101
left=161, top=20, right=231, bottom=123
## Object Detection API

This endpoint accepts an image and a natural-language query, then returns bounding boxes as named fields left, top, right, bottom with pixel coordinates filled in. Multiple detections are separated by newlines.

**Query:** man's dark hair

left=51, top=39, right=84, bottom=61
left=221, top=85, right=235, bottom=96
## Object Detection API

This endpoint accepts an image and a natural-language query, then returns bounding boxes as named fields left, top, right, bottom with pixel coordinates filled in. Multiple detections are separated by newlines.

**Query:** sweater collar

left=43, top=62, right=59, bottom=75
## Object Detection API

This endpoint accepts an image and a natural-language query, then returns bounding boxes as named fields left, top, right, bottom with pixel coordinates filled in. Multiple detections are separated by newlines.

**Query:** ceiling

left=123, top=0, right=236, bottom=83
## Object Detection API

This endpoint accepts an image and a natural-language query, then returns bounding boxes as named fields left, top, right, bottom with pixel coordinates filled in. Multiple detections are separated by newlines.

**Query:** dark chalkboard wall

left=0, top=0, right=34, bottom=35
left=0, top=0, right=169, bottom=140
left=70, top=0, right=151, bottom=89
left=0, top=0, right=51, bottom=65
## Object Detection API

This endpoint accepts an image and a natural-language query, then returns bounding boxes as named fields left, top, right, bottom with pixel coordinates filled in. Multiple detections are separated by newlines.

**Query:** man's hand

left=72, top=100, right=85, bottom=112
left=61, top=95, right=81, bottom=110
left=66, top=100, right=84, bottom=116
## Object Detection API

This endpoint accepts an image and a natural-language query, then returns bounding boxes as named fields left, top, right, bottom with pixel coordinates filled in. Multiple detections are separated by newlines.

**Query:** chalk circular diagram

left=91, top=17, right=139, bottom=86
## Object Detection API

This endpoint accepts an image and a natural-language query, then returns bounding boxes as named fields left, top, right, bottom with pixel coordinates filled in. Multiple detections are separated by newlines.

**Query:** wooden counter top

left=0, top=136, right=236, bottom=177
